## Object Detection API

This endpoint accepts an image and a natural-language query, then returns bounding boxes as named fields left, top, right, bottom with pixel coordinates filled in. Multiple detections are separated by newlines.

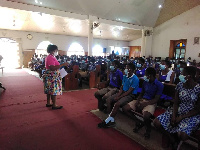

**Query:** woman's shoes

left=52, top=106, right=63, bottom=110
left=46, top=104, right=53, bottom=107
left=133, top=122, right=144, bottom=133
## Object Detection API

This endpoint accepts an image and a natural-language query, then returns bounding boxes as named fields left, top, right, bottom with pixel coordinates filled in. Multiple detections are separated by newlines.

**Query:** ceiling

left=155, top=0, right=200, bottom=27
left=6, top=0, right=164, bottom=27
left=0, top=0, right=199, bottom=41
left=0, top=7, right=142, bottom=41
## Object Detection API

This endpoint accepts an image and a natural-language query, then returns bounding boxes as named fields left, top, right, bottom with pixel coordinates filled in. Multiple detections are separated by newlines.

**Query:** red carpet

left=0, top=69, right=146, bottom=150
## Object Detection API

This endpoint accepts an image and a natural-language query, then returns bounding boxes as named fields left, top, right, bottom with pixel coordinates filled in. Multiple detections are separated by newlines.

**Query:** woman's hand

left=114, top=96, right=120, bottom=101
left=175, top=116, right=183, bottom=124
left=170, top=115, right=176, bottom=126
left=62, top=62, right=69, bottom=66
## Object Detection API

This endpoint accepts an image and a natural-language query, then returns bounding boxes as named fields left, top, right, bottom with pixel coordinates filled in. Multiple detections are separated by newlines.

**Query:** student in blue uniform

left=98, top=63, right=139, bottom=128
left=94, top=60, right=123, bottom=111
left=136, top=57, right=146, bottom=78
left=123, top=67, right=164, bottom=139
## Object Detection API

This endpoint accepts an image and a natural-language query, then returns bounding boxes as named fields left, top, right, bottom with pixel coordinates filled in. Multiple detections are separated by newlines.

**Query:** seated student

left=174, top=61, right=187, bottom=84
left=153, top=66, right=200, bottom=149
left=136, top=57, right=146, bottom=78
left=159, top=60, right=175, bottom=84
left=123, top=67, right=164, bottom=139
left=98, top=63, right=139, bottom=128
left=94, top=60, right=123, bottom=111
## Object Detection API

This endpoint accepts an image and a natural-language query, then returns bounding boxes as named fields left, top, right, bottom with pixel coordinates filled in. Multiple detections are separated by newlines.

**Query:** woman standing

left=43, top=45, right=69, bottom=110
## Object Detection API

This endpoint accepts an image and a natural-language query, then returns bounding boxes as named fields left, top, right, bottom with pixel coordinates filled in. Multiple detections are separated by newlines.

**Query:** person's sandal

left=52, top=106, right=63, bottom=110
left=144, top=132, right=150, bottom=140
left=46, top=104, right=53, bottom=107
left=133, top=122, right=144, bottom=133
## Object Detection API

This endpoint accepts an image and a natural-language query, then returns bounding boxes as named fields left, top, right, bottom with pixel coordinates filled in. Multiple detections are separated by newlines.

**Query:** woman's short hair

left=127, top=63, right=136, bottom=71
left=146, top=67, right=156, bottom=77
left=47, top=45, right=58, bottom=53
left=184, top=66, right=196, bottom=80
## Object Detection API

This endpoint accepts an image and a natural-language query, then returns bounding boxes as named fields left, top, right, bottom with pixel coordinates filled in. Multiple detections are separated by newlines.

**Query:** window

left=174, top=42, right=186, bottom=59
left=36, top=41, right=52, bottom=56
left=114, top=47, right=122, bottom=55
left=68, top=42, right=84, bottom=56
left=92, top=45, right=104, bottom=56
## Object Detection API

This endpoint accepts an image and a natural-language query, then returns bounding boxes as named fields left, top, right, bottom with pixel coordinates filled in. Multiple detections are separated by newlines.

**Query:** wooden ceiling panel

left=155, top=0, right=200, bottom=27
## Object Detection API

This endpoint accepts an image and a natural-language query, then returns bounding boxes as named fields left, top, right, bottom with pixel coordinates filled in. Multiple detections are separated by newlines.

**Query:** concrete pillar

left=16, top=38, right=23, bottom=68
left=88, top=20, right=93, bottom=56
left=141, top=29, right=146, bottom=57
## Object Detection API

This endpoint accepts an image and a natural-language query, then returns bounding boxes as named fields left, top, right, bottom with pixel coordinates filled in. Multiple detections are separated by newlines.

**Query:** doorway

left=0, top=38, right=20, bottom=69
left=129, top=46, right=141, bottom=58
left=169, top=39, right=187, bottom=59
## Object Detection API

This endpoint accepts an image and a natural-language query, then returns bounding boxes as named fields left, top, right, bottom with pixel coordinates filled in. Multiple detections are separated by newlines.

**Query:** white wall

left=152, top=5, right=200, bottom=61
left=0, top=29, right=129, bottom=53
left=129, top=38, right=142, bottom=46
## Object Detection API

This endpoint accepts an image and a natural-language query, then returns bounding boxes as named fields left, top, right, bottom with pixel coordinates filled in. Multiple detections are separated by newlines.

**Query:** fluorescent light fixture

left=35, top=0, right=38, bottom=3
left=40, top=2, right=42, bottom=4
left=69, top=20, right=82, bottom=33
left=112, top=31, right=119, bottom=37
left=158, top=5, right=162, bottom=8
left=32, top=12, right=54, bottom=30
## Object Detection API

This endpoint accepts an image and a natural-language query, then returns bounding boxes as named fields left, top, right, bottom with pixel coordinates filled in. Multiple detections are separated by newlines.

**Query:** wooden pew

left=64, top=65, right=79, bottom=91
left=89, top=65, right=101, bottom=88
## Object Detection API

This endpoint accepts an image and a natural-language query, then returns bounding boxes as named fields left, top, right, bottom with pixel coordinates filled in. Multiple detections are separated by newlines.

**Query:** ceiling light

left=158, top=5, right=162, bottom=8
left=35, top=0, right=38, bottom=3
left=69, top=20, right=82, bottom=33
left=112, top=31, right=119, bottom=37
left=32, top=12, right=54, bottom=30
left=40, top=2, right=42, bottom=4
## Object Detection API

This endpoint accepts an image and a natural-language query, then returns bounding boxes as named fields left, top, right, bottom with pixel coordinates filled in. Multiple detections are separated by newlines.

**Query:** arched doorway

left=0, top=38, right=20, bottom=69
left=67, top=42, right=84, bottom=56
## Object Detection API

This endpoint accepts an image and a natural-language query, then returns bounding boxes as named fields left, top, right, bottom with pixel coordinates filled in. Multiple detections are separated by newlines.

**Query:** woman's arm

left=169, top=71, right=175, bottom=84
left=181, top=96, right=200, bottom=119
left=171, top=91, right=179, bottom=125
left=49, top=62, right=69, bottom=71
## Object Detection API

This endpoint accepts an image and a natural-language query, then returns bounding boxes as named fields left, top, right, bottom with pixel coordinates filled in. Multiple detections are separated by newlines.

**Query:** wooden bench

left=89, top=65, right=101, bottom=88
left=64, top=65, right=79, bottom=91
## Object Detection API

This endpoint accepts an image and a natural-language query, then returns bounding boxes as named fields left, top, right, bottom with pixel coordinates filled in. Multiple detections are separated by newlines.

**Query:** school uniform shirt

left=122, top=74, right=139, bottom=95
left=142, top=79, right=164, bottom=100
left=136, top=68, right=146, bottom=77
left=109, top=69, right=123, bottom=88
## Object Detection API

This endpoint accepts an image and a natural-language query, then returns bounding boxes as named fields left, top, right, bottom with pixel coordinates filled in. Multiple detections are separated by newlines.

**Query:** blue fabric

left=142, top=79, right=164, bottom=100
left=157, top=83, right=200, bottom=135
left=109, top=69, right=123, bottom=88
left=159, top=72, right=167, bottom=82
left=136, top=68, right=146, bottom=77
left=122, top=74, right=139, bottom=94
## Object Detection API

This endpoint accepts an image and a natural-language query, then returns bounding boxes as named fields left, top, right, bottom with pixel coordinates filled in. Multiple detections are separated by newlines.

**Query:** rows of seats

left=97, top=76, right=200, bottom=149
